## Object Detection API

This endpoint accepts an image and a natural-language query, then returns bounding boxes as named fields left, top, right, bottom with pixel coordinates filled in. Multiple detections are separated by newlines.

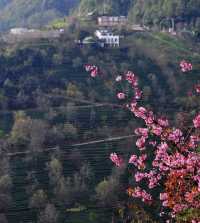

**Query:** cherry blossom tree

left=85, top=62, right=200, bottom=222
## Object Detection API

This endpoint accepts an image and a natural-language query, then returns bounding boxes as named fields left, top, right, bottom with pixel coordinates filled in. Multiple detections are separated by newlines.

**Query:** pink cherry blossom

left=158, top=117, right=169, bottom=127
left=90, top=68, right=98, bottom=77
left=172, top=204, right=187, bottom=213
left=128, top=154, right=137, bottom=164
left=135, top=128, right=148, bottom=138
left=134, top=172, right=146, bottom=182
left=125, top=71, right=138, bottom=86
left=188, top=135, right=200, bottom=149
left=168, top=129, right=183, bottom=144
left=146, top=170, right=161, bottom=188
left=136, top=136, right=146, bottom=150
left=117, top=92, right=125, bottom=100
left=160, top=193, right=168, bottom=201
left=151, top=124, right=163, bottom=136
left=195, top=84, right=200, bottom=94
left=134, top=87, right=142, bottom=100
left=180, top=60, right=192, bottom=72
left=193, top=114, right=200, bottom=128
left=110, top=153, right=124, bottom=167
left=133, top=107, right=147, bottom=119
left=145, top=111, right=155, bottom=125
left=84, top=64, right=93, bottom=72
left=137, top=154, right=147, bottom=169
left=84, top=64, right=99, bottom=77
left=129, top=187, right=152, bottom=203
left=129, top=154, right=147, bottom=170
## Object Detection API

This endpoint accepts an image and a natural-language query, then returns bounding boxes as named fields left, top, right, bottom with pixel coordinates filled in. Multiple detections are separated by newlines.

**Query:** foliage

left=129, top=0, right=200, bottom=27
left=0, top=0, right=80, bottom=31
left=0, top=23, right=199, bottom=222
left=78, top=0, right=200, bottom=30
left=78, top=0, right=132, bottom=16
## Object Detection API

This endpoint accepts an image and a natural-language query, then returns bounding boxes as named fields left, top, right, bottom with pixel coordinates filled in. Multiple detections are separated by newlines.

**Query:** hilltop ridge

left=0, top=0, right=80, bottom=31
left=0, top=0, right=200, bottom=31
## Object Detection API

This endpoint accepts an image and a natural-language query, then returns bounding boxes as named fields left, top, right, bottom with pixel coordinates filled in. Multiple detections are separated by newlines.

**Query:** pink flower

left=125, top=71, right=137, bottom=85
left=146, top=170, right=161, bottom=188
left=85, top=64, right=99, bottom=77
left=158, top=117, right=169, bottom=127
left=133, top=107, right=147, bottom=119
left=160, top=193, right=168, bottom=201
left=162, top=200, right=169, bottom=207
left=136, top=136, right=146, bottom=150
left=117, top=92, right=125, bottom=100
left=151, top=124, right=163, bottom=136
left=137, top=154, right=147, bottom=169
left=134, top=172, right=146, bottom=182
left=110, top=153, right=124, bottom=167
left=129, top=154, right=147, bottom=169
left=180, top=60, right=192, bottom=72
left=129, top=187, right=152, bottom=203
left=129, top=154, right=137, bottom=164
left=134, top=88, right=142, bottom=100
left=172, top=204, right=187, bottom=213
left=84, top=64, right=93, bottom=71
left=90, top=68, right=98, bottom=77
left=195, top=84, right=200, bottom=94
left=135, top=128, right=148, bottom=138
left=145, top=111, right=155, bottom=125
left=188, top=135, right=200, bottom=149
left=193, top=114, right=200, bottom=128
left=168, top=129, right=183, bottom=143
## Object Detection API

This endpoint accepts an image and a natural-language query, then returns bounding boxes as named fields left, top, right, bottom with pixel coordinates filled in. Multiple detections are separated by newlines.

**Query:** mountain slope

left=78, top=0, right=200, bottom=28
left=1, top=0, right=199, bottom=31
left=128, top=0, right=200, bottom=26
left=0, top=0, right=80, bottom=31
left=77, top=0, right=132, bottom=16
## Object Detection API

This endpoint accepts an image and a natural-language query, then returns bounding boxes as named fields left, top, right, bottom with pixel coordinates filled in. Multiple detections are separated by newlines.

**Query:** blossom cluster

left=115, top=71, right=142, bottom=101
left=195, top=84, right=200, bottom=94
left=180, top=60, right=193, bottom=72
left=127, top=186, right=152, bottom=203
left=121, top=68, right=200, bottom=221
left=110, top=153, right=124, bottom=167
left=84, top=62, right=200, bottom=222
left=84, top=64, right=99, bottom=77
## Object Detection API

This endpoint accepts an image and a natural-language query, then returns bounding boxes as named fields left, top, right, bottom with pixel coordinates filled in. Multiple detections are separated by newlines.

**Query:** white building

left=10, top=28, right=39, bottom=35
left=95, top=30, right=120, bottom=47
left=10, top=28, right=30, bottom=35
left=97, top=16, right=127, bottom=27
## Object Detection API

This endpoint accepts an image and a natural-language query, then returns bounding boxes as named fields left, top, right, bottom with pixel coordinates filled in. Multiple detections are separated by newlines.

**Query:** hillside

left=129, top=0, right=200, bottom=27
left=78, top=0, right=200, bottom=29
left=0, top=23, right=200, bottom=222
left=0, top=1, right=199, bottom=222
left=1, top=0, right=200, bottom=31
left=0, top=0, right=80, bottom=31
left=77, top=0, right=132, bottom=16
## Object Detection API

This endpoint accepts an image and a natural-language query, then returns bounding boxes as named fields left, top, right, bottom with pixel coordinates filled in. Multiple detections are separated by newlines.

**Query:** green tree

left=38, top=203, right=59, bottom=223
left=29, top=189, right=48, bottom=210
